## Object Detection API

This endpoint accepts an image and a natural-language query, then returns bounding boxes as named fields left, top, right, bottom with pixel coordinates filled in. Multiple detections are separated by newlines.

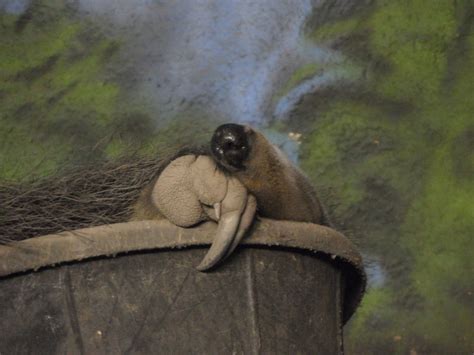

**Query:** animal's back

left=229, top=130, right=327, bottom=224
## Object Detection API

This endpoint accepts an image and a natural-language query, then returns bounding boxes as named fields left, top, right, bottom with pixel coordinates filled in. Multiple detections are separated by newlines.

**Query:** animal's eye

left=241, top=146, right=247, bottom=150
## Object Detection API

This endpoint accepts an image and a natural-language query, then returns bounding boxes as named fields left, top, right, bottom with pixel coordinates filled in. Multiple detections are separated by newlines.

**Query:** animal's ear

left=243, top=125, right=255, bottom=135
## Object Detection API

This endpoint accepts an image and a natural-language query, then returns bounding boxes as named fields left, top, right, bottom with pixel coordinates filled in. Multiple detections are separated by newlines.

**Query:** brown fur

left=131, top=129, right=329, bottom=226
left=130, top=177, right=165, bottom=221
left=233, top=128, right=328, bottom=224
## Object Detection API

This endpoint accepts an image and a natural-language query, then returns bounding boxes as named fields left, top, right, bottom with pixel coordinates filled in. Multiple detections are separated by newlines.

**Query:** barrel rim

left=0, top=219, right=366, bottom=323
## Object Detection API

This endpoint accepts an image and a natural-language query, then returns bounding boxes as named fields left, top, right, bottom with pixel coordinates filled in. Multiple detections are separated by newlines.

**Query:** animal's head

left=210, top=123, right=256, bottom=172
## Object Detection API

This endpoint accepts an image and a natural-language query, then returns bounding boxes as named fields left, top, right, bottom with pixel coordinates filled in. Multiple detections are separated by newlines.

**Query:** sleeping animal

left=132, top=123, right=329, bottom=270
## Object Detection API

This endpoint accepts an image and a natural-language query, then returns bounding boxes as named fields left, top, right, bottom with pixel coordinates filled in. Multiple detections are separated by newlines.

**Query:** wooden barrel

left=0, top=219, right=365, bottom=354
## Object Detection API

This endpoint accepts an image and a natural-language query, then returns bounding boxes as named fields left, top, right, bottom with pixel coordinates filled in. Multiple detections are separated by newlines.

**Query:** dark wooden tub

left=0, top=219, right=365, bottom=354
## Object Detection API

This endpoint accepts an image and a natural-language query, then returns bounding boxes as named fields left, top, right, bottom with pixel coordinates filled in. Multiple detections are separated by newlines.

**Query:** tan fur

left=131, top=155, right=248, bottom=225
left=130, top=154, right=257, bottom=270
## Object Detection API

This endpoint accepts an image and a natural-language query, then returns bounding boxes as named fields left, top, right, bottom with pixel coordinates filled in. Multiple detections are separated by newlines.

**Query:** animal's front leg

left=196, top=177, right=256, bottom=271
left=188, top=157, right=257, bottom=270
left=150, top=155, right=257, bottom=271
left=151, top=155, right=207, bottom=227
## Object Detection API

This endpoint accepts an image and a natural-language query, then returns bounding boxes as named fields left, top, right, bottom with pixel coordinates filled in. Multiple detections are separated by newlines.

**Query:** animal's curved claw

left=224, top=194, right=257, bottom=259
left=196, top=181, right=256, bottom=271
left=196, top=209, right=243, bottom=271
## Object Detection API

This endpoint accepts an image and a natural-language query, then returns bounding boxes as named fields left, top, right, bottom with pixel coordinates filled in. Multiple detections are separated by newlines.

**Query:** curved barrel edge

left=0, top=219, right=366, bottom=323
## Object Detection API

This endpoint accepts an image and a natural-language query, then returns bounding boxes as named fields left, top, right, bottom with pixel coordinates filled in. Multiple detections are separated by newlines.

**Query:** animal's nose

left=222, top=135, right=238, bottom=149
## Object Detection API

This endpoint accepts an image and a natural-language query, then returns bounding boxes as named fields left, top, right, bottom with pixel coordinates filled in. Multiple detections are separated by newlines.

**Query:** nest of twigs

left=0, top=146, right=208, bottom=243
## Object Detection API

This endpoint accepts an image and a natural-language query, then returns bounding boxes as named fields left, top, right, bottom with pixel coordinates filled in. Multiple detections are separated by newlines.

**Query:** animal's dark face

left=211, top=123, right=253, bottom=171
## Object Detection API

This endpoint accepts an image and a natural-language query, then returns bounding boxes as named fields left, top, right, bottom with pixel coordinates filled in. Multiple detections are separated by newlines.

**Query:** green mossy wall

left=288, top=0, right=473, bottom=353
left=1, top=2, right=120, bottom=179
left=0, top=2, right=217, bottom=181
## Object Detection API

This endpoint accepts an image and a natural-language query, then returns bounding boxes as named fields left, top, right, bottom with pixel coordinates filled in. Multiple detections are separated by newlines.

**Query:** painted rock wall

left=296, top=1, right=474, bottom=353
left=1, top=0, right=472, bottom=353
